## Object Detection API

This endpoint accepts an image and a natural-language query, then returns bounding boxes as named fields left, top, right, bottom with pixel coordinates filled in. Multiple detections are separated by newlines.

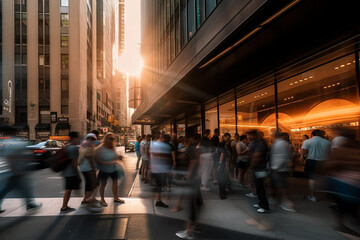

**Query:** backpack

left=50, top=146, right=71, bottom=172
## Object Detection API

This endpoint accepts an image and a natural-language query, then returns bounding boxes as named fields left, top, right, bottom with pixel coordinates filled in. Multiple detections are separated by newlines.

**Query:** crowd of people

left=0, top=125, right=359, bottom=239
left=135, top=128, right=359, bottom=239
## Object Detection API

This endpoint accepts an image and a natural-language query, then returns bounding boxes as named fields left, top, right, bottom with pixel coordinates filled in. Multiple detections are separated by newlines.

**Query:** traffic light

left=114, top=120, right=119, bottom=126
left=108, top=115, right=114, bottom=123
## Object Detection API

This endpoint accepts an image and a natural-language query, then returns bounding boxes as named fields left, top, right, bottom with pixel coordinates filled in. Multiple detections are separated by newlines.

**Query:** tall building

left=135, top=0, right=360, bottom=172
left=113, top=0, right=128, bottom=127
left=0, top=0, right=121, bottom=140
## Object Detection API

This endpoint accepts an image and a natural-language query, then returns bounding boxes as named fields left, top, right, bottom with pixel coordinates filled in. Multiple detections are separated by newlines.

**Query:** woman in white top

left=95, top=133, right=124, bottom=207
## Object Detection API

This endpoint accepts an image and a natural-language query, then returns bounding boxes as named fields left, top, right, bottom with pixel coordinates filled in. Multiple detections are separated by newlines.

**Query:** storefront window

left=176, top=119, right=186, bottom=137
left=187, top=0, right=195, bottom=40
left=277, top=54, right=359, bottom=171
left=187, top=113, right=201, bottom=136
left=236, top=85, right=276, bottom=143
left=205, top=107, right=218, bottom=134
left=219, top=101, right=236, bottom=137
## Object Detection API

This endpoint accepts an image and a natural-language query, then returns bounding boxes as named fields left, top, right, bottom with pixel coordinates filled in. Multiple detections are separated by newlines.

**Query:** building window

left=196, top=0, right=205, bottom=29
left=61, top=13, right=69, bottom=27
left=180, top=0, right=187, bottom=48
left=219, top=100, right=236, bottom=136
left=61, top=35, right=69, bottom=47
left=61, top=0, right=69, bottom=7
left=61, top=54, right=69, bottom=69
left=187, top=0, right=195, bottom=40
left=205, top=107, right=218, bottom=133
left=205, top=0, right=216, bottom=17
left=236, top=84, right=276, bottom=141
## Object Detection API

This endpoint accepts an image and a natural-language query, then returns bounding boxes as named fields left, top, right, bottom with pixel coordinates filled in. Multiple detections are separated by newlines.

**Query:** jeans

left=135, top=151, right=141, bottom=169
left=0, top=174, right=35, bottom=208
left=200, top=153, right=213, bottom=186
left=217, top=165, right=229, bottom=199
left=253, top=173, right=269, bottom=210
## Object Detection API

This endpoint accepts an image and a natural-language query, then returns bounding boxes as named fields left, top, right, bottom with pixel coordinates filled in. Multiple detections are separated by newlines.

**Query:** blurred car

left=125, top=140, right=136, bottom=152
left=26, top=140, right=65, bottom=169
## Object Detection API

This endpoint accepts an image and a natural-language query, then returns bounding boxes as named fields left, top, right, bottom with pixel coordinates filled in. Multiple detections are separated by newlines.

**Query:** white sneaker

left=175, top=230, right=194, bottom=239
left=253, top=204, right=260, bottom=208
left=246, top=193, right=257, bottom=198
left=200, top=186, right=211, bottom=191
left=257, top=208, right=271, bottom=213
left=305, top=195, right=317, bottom=202
left=279, top=205, right=296, bottom=212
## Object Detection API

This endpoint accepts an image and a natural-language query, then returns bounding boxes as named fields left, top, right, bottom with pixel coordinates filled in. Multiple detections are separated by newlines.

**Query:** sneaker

left=175, top=230, right=194, bottom=240
left=26, top=203, right=43, bottom=211
left=200, top=186, right=211, bottom=191
left=257, top=208, right=271, bottom=213
left=279, top=205, right=296, bottom=212
left=155, top=201, right=169, bottom=208
left=305, top=195, right=317, bottom=202
left=246, top=193, right=257, bottom=198
left=60, top=206, right=76, bottom=213
left=253, top=204, right=260, bottom=208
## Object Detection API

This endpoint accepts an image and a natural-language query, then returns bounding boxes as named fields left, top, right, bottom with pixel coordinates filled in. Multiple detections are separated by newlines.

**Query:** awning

left=35, top=124, right=51, bottom=131
left=12, top=124, right=29, bottom=130
left=56, top=123, right=70, bottom=130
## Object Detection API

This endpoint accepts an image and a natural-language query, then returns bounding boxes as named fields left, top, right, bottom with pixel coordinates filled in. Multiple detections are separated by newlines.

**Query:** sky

left=118, top=0, right=142, bottom=75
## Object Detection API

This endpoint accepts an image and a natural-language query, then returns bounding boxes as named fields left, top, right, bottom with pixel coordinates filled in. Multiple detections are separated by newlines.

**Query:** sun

left=117, top=49, right=143, bottom=76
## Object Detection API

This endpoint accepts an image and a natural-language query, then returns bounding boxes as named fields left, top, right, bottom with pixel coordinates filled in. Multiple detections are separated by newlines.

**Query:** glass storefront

left=180, top=50, right=360, bottom=172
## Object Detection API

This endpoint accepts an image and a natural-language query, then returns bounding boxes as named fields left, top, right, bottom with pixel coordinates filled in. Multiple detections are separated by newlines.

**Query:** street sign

left=58, top=117, right=69, bottom=123
left=103, top=128, right=108, bottom=132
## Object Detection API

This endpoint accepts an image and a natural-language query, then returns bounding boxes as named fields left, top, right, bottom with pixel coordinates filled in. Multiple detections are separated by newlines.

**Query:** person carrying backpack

left=60, top=132, right=81, bottom=213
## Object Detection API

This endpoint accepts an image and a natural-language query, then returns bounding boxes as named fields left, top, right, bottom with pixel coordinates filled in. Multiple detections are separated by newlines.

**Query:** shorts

left=82, top=170, right=97, bottom=192
left=152, top=173, right=166, bottom=193
left=237, top=161, right=249, bottom=170
left=304, top=159, right=321, bottom=179
left=270, top=171, right=289, bottom=188
left=98, top=171, right=118, bottom=185
left=65, top=175, right=81, bottom=190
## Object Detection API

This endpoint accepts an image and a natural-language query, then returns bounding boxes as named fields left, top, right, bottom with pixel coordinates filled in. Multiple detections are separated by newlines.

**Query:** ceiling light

left=340, top=65, right=345, bottom=67
left=290, top=83, right=293, bottom=85
left=324, top=87, right=327, bottom=89
left=346, top=62, right=351, bottom=65
left=309, top=76, right=313, bottom=79
left=334, top=67, right=339, bottom=70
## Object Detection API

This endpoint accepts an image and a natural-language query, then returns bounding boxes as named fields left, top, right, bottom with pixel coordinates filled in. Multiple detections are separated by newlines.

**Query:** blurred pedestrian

left=302, top=129, right=331, bottom=202
left=140, top=134, right=151, bottom=183
left=0, top=127, right=42, bottom=213
left=211, top=128, right=220, bottom=184
left=236, top=134, right=251, bottom=187
left=61, top=131, right=81, bottom=213
left=95, top=133, right=124, bottom=207
left=78, top=133, right=98, bottom=205
left=135, top=136, right=142, bottom=170
left=164, top=134, right=176, bottom=192
left=216, top=133, right=232, bottom=199
left=150, top=134, right=173, bottom=208
left=175, top=134, right=203, bottom=239
left=90, top=130, right=101, bottom=146
left=199, top=129, right=213, bottom=191
left=248, top=130, right=270, bottom=213
left=269, top=132, right=295, bottom=212
left=323, top=129, right=360, bottom=237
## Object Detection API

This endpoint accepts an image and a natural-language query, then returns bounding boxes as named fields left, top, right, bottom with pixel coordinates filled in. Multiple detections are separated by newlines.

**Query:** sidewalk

left=130, top=173, right=353, bottom=240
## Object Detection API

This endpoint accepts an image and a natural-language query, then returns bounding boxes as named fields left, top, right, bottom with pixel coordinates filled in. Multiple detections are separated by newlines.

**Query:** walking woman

left=95, top=133, right=125, bottom=207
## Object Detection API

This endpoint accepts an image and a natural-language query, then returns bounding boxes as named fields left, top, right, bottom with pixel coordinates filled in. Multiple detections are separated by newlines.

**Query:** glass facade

left=178, top=49, right=360, bottom=172
left=15, top=0, right=27, bottom=123
left=61, top=3, right=69, bottom=114
left=156, top=0, right=221, bottom=76
left=38, top=0, right=50, bottom=123
left=86, top=0, right=93, bottom=120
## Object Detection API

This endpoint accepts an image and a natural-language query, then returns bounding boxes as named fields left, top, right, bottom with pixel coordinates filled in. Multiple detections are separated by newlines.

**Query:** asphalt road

left=0, top=147, right=138, bottom=198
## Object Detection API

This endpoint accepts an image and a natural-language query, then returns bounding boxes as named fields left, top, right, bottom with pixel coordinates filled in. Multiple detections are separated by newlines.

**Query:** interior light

left=295, top=81, right=298, bottom=84
left=346, top=62, right=351, bottom=65
left=304, top=78, right=308, bottom=80
left=299, top=80, right=303, bottom=82
left=324, top=86, right=327, bottom=89
left=334, top=67, right=339, bottom=70
left=337, top=83, right=340, bottom=85
left=328, top=85, right=331, bottom=88
left=340, top=65, right=345, bottom=67
left=309, top=76, right=313, bottom=78
left=290, top=83, right=293, bottom=85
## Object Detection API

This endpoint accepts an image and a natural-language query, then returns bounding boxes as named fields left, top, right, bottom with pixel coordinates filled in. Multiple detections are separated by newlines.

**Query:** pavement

left=0, top=149, right=359, bottom=240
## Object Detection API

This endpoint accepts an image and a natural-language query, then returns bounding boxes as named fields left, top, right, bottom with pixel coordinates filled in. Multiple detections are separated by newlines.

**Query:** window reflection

left=277, top=54, right=359, bottom=171
left=236, top=85, right=276, bottom=143
left=205, top=107, right=218, bottom=134
left=219, top=101, right=236, bottom=137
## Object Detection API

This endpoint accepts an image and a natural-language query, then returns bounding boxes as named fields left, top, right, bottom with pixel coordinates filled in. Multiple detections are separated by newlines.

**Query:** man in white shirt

left=301, top=130, right=331, bottom=202
left=140, top=134, right=151, bottom=183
